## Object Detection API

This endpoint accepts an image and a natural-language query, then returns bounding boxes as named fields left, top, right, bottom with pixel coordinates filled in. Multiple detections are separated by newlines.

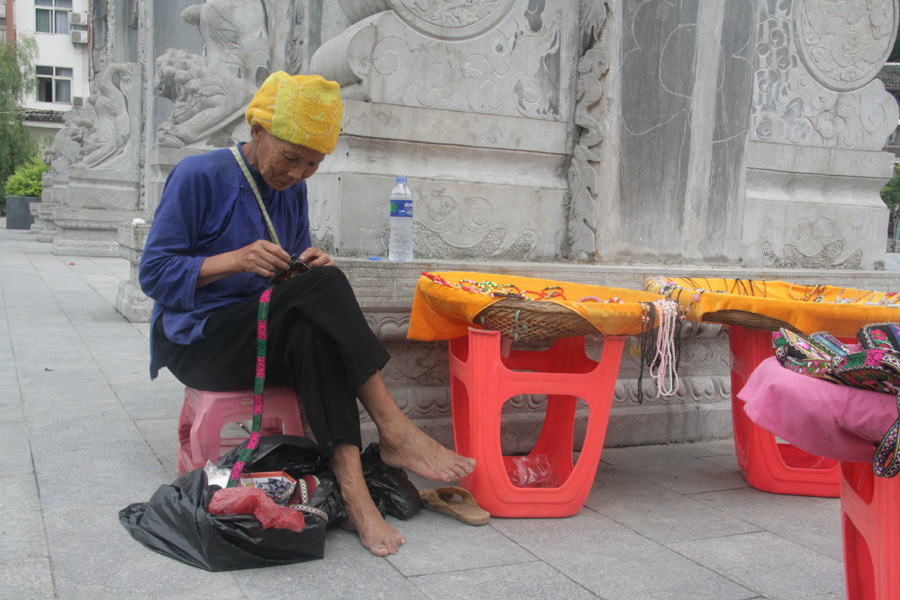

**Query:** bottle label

left=390, top=199, right=413, bottom=218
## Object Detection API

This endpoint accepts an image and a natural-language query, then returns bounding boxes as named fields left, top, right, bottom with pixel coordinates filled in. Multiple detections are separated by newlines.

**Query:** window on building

left=36, top=66, right=73, bottom=104
left=35, top=0, right=73, bottom=34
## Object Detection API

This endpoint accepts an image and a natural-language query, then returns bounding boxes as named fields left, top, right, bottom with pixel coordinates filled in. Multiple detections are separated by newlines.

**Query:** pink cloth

left=737, top=356, right=898, bottom=462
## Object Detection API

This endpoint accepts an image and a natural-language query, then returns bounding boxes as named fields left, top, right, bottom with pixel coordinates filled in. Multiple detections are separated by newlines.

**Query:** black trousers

left=155, top=266, right=390, bottom=459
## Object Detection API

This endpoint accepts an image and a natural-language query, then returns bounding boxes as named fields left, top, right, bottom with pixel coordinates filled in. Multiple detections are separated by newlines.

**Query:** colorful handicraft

left=773, top=324, right=900, bottom=478
left=420, top=272, right=626, bottom=303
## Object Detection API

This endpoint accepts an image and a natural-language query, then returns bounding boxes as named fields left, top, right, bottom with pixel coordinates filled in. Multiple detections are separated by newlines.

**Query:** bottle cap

left=396, top=176, right=407, bottom=183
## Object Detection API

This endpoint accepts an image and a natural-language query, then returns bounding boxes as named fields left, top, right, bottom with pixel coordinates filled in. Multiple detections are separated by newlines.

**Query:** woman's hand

left=298, top=247, right=335, bottom=268
left=198, top=240, right=290, bottom=288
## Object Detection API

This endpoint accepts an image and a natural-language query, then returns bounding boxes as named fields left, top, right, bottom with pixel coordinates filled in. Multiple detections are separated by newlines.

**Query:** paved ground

left=0, top=223, right=849, bottom=600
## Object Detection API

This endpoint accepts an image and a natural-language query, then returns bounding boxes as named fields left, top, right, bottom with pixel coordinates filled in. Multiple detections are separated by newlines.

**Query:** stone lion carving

left=155, top=0, right=272, bottom=148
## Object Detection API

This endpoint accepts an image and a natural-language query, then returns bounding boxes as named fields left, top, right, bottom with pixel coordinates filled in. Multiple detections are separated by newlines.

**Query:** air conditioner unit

left=0, top=4, right=6, bottom=19
left=70, top=29, right=88, bottom=44
left=72, top=96, right=84, bottom=108
left=70, top=12, right=88, bottom=26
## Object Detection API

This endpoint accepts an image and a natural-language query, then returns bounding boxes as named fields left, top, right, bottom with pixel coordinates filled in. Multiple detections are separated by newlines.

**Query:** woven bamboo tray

left=701, top=309, right=800, bottom=333
left=475, top=297, right=600, bottom=342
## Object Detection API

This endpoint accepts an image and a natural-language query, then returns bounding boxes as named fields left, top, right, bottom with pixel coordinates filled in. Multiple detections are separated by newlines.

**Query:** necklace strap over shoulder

left=231, top=146, right=281, bottom=248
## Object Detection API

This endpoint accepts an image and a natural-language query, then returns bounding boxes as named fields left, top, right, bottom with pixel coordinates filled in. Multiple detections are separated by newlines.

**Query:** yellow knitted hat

left=245, top=72, right=343, bottom=154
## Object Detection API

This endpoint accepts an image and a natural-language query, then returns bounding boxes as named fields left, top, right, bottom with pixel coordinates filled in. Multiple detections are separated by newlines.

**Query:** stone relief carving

left=337, top=0, right=517, bottom=39
left=751, top=0, right=898, bottom=149
left=90, top=0, right=110, bottom=73
left=155, top=0, right=273, bottom=148
left=43, top=62, right=140, bottom=172
left=761, top=216, right=863, bottom=268
left=389, top=0, right=518, bottom=39
left=284, top=1, right=306, bottom=75
left=760, top=216, right=863, bottom=268
left=406, top=188, right=537, bottom=260
left=794, top=0, right=895, bottom=92
left=566, top=0, right=610, bottom=260
left=317, top=1, right=566, bottom=119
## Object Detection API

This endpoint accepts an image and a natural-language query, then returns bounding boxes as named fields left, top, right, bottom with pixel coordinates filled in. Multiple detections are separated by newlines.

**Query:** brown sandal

left=419, top=486, right=490, bottom=526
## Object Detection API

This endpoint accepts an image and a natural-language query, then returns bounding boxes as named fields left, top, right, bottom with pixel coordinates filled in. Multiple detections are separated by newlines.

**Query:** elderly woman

left=140, top=72, right=475, bottom=556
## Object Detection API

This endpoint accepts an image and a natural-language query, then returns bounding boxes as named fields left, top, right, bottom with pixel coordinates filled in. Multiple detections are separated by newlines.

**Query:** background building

left=11, top=0, right=91, bottom=143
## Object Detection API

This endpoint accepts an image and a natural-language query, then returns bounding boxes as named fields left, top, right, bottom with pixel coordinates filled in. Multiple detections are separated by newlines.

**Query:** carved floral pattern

left=566, top=0, right=609, bottom=260
left=349, top=4, right=564, bottom=119
left=390, top=0, right=518, bottom=39
left=405, top=189, right=538, bottom=260
left=760, top=216, right=863, bottom=268
left=751, top=0, right=898, bottom=149
left=794, top=0, right=895, bottom=92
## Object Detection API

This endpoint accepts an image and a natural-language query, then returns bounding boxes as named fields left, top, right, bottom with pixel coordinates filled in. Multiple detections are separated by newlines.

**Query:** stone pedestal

left=116, top=222, right=154, bottom=322
left=309, top=100, right=570, bottom=260
left=51, top=168, right=141, bottom=256
left=743, top=143, right=894, bottom=269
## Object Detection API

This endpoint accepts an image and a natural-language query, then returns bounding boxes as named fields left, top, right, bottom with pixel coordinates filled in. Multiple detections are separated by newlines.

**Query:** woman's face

left=254, top=127, right=326, bottom=191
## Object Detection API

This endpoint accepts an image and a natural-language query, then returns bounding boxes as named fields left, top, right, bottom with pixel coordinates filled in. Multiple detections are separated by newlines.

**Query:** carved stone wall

left=306, top=0, right=579, bottom=260
left=742, top=0, right=898, bottom=269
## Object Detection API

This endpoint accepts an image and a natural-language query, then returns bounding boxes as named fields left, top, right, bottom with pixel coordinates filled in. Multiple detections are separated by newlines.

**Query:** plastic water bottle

left=388, top=176, right=414, bottom=261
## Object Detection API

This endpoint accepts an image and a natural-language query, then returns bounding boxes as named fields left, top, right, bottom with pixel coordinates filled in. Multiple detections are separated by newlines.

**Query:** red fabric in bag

left=209, top=487, right=305, bottom=533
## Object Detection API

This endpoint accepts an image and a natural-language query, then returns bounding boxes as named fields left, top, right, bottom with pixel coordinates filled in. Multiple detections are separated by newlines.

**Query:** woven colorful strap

left=873, top=398, right=900, bottom=478
left=226, top=287, right=273, bottom=487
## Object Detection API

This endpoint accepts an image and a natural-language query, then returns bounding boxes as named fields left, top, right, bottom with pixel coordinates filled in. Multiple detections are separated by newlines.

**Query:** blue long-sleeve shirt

left=140, top=144, right=312, bottom=379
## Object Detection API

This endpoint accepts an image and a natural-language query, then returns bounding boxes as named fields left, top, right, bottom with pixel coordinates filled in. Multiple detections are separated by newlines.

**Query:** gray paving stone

left=410, top=562, right=599, bottom=600
left=33, top=439, right=168, bottom=511
left=0, top=557, right=54, bottom=600
left=600, top=444, right=749, bottom=494
left=691, top=486, right=844, bottom=560
left=669, top=531, right=845, bottom=600
left=0, top=473, right=47, bottom=561
left=235, top=528, right=430, bottom=599
left=114, top=379, right=185, bottom=421
left=43, top=505, right=247, bottom=600
left=491, top=510, right=756, bottom=600
left=134, top=417, right=181, bottom=479
left=386, top=508, right=537, bottom=576
left=0, top=421, right=36, bottom=475
left=586, top=462, right=762, bottom=544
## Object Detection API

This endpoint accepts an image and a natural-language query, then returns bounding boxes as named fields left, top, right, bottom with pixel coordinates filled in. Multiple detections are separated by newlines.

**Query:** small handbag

left=773, top=324, right=900, bottom=477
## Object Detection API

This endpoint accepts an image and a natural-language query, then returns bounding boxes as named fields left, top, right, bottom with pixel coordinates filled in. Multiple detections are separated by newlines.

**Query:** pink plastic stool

left=449, top=327, right=626, bottom=518
left=841, top=461, right=900, bottom=600
left=728, top=325, right=840, bottom=497
left=176, top=386, right=304, bottom=475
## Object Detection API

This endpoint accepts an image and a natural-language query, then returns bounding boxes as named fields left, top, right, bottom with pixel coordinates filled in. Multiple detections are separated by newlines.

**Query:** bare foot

left=332, top=443, right=405, bottom=556
left=340, top=503, right=405, bottom=557
left=379, top=414, right=476, bottom=482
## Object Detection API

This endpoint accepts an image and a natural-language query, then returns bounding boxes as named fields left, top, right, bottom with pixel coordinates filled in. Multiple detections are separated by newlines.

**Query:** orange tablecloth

left=646, top=277, right=900, bottom=337
left=409, top=271, right=665, bottom=341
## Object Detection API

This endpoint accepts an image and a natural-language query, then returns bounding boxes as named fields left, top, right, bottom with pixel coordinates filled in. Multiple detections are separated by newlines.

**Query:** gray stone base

left=51, top=207, right=140, bottom=257
left=116, top=280, right=154, bottom=323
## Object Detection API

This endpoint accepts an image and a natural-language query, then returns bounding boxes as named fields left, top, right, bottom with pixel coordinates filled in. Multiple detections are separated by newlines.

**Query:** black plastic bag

left=360, top=443, right=420, bottom=519
left=119, top=435, right=345, bottom=571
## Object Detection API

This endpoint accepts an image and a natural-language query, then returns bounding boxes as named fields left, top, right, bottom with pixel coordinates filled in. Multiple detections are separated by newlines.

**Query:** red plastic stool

left=176, top=386, right=304, bottom=475
left=729, top=325, right=840, bottom=497
left=449, top=327, right=625, bottom=518
left=841, top=461, right=900, bottom=600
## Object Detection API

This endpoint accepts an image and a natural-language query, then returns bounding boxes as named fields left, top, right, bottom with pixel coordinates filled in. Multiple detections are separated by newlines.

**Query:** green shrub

left=4, top=155, right=48, bottom=198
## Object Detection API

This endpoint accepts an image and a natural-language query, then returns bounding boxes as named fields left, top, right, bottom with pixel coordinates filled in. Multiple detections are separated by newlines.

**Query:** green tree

left=0, top=34, right=39, bottom=214
left=882, top=162, right=900, bottom=244
left=881, top=163, right=900, bottom=212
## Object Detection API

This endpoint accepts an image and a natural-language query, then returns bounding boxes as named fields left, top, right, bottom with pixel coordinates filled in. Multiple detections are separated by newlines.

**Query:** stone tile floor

left=0, top=224, right=848, bottom=599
